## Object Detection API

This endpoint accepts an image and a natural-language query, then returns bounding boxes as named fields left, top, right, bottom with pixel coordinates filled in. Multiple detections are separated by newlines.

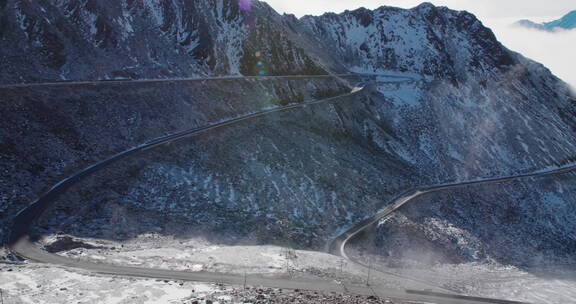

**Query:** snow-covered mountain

left=516, top=10, right=576, bottom=31
left=299, top=3, right=516, bottom=80
left=1, top=1, right=525, bottom=84
left=2, top=0, right=576, bottom=276
left=0, top=0, right=327, bottom=84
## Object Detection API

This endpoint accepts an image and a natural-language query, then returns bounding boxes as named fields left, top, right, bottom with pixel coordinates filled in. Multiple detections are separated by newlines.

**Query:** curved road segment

left=6, top=74, right=539, bottom=304
left=7, top=75, right=370, bottom=247
left=327, top=164, right=576, bottom=300
left=0, top=73, right=413, bottom=89
left=329, top=164, right=576, bottom=259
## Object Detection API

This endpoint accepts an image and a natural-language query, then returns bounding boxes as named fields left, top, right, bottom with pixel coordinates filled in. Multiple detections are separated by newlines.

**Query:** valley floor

left=32, top=234, right=576, bottom=304
left=0, top=263, right=219, bottom=304
left=0, top=262, right=411, bottom=304
left=40, top=234, right=435, bottom=290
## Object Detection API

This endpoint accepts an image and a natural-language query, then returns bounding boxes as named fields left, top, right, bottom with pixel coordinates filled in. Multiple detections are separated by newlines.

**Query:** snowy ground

left=7, top=235, right=576, bottom=304
left=349, top=250, right=576, bottom=304
left=47, top=232, right=576, bottom=304
left=40, top=233, right=438, bottom=291
left=0, top=257, right=412, bottom=304
left=402, top=264, right=576, bottom=304
left=0, top=263, right=221, bottom=304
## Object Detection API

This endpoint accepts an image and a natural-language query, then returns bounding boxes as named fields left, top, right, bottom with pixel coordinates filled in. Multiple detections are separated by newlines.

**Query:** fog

left=265, top=0, right=576, bottom=88
left=484, top=18, right=576, bottom=89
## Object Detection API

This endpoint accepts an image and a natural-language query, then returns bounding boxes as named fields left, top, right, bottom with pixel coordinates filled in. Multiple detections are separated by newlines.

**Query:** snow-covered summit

left=299, top=3, right=515, bottom=80
left=0, top=0, right=564, bottom=86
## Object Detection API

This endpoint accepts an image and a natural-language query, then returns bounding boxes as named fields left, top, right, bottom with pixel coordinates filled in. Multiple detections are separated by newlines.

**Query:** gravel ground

left=189, top=286, right=404, bottom=304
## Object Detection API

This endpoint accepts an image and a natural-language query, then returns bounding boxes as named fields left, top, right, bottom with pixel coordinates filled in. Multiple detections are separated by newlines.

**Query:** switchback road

left=7, top=74, right=533, bottom=303
left=328, top=164, right=576, bottom=259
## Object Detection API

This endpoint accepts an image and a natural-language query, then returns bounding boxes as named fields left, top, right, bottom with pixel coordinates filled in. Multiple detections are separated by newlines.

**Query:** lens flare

left=254, top=56, right=268, bottom=76
left=239, top=0, right=251, bottom=12
left=239, top=0, right=256, bottom=30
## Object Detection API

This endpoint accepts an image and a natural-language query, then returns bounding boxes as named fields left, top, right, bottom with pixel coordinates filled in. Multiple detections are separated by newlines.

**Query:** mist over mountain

left=516, top=10, right=576, bottom=31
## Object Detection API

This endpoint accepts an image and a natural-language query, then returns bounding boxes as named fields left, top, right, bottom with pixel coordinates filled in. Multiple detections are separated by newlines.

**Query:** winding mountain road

left=7, top=76, right=370, bottom=247
left=326, top=164, right=576, bottom=299
left=6, top=74, right=542, bottom=304
left=0, top=73, right=391, bottom=89
left=328, top=164, right=576, bottom=259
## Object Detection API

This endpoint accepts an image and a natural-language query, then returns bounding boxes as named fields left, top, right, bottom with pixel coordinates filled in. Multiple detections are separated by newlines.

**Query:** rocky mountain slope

left=0, top=0, right=328, bottom=84
left=367, top=171, right=576, bottom=267
left=0, top=76, right=351, bottom=245
left=346, top=170, right=576, bottom=303
left=299, top=3, right=516, bottom=79
left=2, top=0, right=576, bottom=273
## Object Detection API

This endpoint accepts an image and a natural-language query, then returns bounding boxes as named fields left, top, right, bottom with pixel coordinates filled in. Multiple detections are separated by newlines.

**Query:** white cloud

left=486, top=18, right=576, bottom=88
left=263, top=0, right=575, bottom=88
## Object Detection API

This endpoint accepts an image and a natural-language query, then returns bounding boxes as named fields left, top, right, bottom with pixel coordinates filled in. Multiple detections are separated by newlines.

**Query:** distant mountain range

left=516, top=10, right=576, bottom=31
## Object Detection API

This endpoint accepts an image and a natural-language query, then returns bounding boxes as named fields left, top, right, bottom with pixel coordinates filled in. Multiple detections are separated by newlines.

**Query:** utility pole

left=220, top=272, right=225, bottom=290
left=243, top=270, right=247, bottom=289
left=366, top=259, right=372, bottom=286
left=284, top=247, right=288, bottom=274
left=284, top=247, right=291, bottom=277
left=1, top=288, right=4, bottom=304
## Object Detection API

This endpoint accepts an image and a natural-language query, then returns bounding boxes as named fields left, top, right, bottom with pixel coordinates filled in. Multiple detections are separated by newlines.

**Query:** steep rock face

left=293, top=3, right=576, bottom=181
left=299, top=3, right=515, bottom=80
left=237, top=2, right=329, bottom=76
left=0, top=0, right=326, bottom=84
left=338, top=67, right=576, bottom=183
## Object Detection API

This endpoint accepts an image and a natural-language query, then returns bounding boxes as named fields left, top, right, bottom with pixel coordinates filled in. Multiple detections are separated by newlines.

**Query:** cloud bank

left=486, top=18, right=576, bottom=89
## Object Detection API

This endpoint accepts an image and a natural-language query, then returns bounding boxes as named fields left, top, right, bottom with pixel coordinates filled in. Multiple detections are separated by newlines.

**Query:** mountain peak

left=299, top=4, right=515, bottom=79
left=516, top=10, right=576, bottom=31
left=414, top=2, right=436, bottom=11
left=551, top=10, right=576, bottom=29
